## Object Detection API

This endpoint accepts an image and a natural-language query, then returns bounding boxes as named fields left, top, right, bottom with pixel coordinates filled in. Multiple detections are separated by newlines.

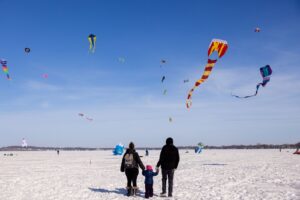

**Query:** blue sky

left=0, top=0, right=299, bottom=147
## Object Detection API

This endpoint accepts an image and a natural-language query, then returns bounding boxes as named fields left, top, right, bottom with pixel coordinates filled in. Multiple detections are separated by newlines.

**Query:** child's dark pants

left=145, top=184, right=153, bottom=198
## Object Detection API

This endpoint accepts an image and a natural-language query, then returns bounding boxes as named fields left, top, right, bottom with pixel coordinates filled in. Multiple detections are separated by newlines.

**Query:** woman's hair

left=129, top=142, right=135, bottom=149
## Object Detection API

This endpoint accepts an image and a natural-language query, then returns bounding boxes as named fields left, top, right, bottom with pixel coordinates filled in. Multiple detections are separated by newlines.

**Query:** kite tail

left=88, top=37, right=95, bottom=53
left=93, top=37, right=96, bottom=53
left=231, top=82, right=266, bottom=98
left=186, top=59, right=217, bottom=108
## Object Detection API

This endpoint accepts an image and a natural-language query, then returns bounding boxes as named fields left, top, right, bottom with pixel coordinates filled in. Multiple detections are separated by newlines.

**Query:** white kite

left=21, top=138, right=28, bottom=148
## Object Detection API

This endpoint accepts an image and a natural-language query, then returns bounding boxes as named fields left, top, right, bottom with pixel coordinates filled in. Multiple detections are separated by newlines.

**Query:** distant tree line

left=1, top=142, right=299, bottom=151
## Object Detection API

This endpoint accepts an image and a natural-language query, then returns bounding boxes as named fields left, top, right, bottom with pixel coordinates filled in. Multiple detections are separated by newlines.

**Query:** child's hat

left=146, top=165, right=153, bottom=170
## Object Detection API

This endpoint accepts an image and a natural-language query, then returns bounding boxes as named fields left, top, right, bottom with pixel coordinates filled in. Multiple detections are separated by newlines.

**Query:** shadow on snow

left=89, top=187, right=145, bottom=197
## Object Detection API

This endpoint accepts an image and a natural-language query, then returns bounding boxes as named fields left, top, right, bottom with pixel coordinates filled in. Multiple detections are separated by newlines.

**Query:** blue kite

left=113, top=143, right=124, bottom=155
left=232, top=65, right=272, bottom=98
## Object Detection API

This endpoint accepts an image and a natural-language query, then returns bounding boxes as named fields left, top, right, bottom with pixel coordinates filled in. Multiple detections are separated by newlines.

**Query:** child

left=142, top=165, right=159, bottom=198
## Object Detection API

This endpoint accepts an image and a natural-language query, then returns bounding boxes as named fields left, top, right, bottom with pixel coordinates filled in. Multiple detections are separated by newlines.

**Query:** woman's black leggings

left=125, top=168, right=139, bottom=187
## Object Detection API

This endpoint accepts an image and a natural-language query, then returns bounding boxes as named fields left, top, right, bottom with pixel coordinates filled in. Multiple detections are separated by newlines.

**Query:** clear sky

left=0, top=0, right=299, bottom=147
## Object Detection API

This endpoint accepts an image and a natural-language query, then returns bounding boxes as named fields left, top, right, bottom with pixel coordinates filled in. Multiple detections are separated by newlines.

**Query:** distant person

left=142, top=165, right=159, bottom=198
left=57, top=150, right=60, bottom=155
left=156, top=137, right=180, bottom=197
left=145, top=148, right=149, bottom=156
left=121, top=142, right=145, bottom=196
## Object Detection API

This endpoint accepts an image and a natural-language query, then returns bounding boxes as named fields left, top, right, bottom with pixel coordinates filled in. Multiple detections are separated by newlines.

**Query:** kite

left=118, top=57, right=125, bottom=63
left=183, top=79, right=189, bottom=83
left=25, top=48, right=30, bottom=53
left=42, top=74, right=48, bottom=79
left=160, top=59, right=166, bottom=67
left=232, top=65, right=272, bottom=98
left=0, top=59, right=11, bottom=80
left=169, top=117, right=172, bottom=122
left=254, top=27, right=260, bottom=32
left=163, top=89, right=167, bottom=95
left=78, top=113, right=93, bottom=121
left=113, top=143, right=124, bottom=155
left=22, top=138, right=28, bottom=148
left=161, top=76, right=165, bottom=83
left=195, top=142, right=204, bottom=154
left=186, top=39, right=228, bottom=108
left=88, top=34, right=96, bottom=53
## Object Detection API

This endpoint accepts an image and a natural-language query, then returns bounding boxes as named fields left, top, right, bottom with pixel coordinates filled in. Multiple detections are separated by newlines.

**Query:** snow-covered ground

left=0, top=149, right=299, bottom=200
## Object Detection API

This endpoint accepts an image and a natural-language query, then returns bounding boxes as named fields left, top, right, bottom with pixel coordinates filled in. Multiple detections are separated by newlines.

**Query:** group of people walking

left=120, top=137, right=180, bottom=198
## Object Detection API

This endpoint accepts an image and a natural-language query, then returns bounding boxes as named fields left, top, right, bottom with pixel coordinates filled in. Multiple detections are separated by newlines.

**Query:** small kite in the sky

left=163, top=89, right=167, bottom=95
left=254, top=27, right=260, bottom=32
left=78, top=113, right=93, bottom=122
left=161, top=76, right=166, bottom=83
left=0, top=59, right=11, bottom=80
left=169, top=117, right=172, bottom=122
left=118, top=57, right=125, bottom=63
left=186, top=39, right=228, bottom=108
left=88, top=34, right=96, bottom=53
left=25, top=48, right=31, bottom=54
left=42, top=74, right=48, bottom=79
left=21, top=138, right=28, bottom=148
left=183, top=79, right=189, bottom=83
left=160, top=59, right=166, bottom=67
left=232, top=65, right=272, bottom=98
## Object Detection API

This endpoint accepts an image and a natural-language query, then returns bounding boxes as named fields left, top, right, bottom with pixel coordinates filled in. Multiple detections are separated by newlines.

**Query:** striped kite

left=0, top=59, right=11, bottom=80
left=186, top=39, right=228, bottom=108
left=232, top=65, right=272, bottom=98
left=88, top=34, right=96, bottom=53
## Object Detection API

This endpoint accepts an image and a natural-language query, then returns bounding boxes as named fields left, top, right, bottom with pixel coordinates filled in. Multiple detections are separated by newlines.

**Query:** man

left=156, top=137, right=180, bottom=197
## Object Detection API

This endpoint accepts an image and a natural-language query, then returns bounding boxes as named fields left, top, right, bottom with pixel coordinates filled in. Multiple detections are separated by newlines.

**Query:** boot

left=126, top=187, right=132, bottom=196
left=160, top=192, right=167, bottom=197
left=132, top=187, right=138, bottom=196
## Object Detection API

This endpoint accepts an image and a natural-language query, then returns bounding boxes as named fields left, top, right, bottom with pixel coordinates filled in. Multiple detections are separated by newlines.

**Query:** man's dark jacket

left=156, top=143, right=180, bottom=170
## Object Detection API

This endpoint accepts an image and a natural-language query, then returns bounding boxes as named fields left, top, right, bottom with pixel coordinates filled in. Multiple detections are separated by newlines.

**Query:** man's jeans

left=162, top=169, right=174, bottom=195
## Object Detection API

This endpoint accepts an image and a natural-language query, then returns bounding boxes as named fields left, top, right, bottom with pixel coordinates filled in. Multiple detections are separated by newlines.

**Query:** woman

left=121, top=142, right=145, bottom=196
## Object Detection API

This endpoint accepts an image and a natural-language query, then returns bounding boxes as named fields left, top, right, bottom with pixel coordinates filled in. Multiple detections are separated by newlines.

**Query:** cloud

left=24, top=80, right=62, bottom=91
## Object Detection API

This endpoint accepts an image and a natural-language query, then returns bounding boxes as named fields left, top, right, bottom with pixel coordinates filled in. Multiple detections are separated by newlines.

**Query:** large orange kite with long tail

left=186, top=39, right=228, bottom=108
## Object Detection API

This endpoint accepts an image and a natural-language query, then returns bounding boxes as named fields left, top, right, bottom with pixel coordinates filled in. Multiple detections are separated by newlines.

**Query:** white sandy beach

left=1, top=150, right=299, bottom=200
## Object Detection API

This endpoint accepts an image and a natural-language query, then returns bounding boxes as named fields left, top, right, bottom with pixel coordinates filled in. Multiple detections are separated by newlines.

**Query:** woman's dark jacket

left=120, top=149, right=145, bottom=172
